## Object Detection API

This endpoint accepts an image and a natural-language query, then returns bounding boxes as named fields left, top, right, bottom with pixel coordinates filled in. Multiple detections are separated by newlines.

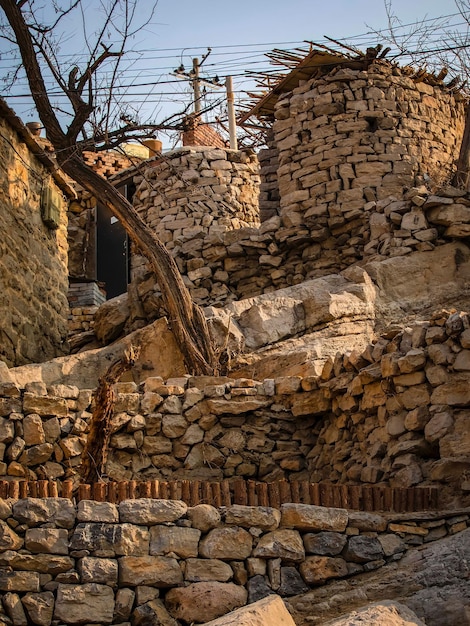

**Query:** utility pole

left=192, top=58, right=202, bottom=114
left=225, top=76, right=238, bottom=150
left=174, top=49, right=218, bottom=117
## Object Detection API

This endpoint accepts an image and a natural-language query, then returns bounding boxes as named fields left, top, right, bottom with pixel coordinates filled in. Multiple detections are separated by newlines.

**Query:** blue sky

left=0, top=0, right=459, bottom=147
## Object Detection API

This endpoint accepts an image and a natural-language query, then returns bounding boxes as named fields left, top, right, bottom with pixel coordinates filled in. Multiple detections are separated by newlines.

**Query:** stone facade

left=1, top=310, right=469, bottom=507
left=0, top=108, right=70, bottom=367
left=0, top=497, right=467, bottom=625
left=122, top=62, right=466, bottom=316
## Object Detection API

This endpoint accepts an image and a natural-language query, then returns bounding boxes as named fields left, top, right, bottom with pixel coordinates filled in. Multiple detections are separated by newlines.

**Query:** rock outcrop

left=288, top=528, right=470, bottom=626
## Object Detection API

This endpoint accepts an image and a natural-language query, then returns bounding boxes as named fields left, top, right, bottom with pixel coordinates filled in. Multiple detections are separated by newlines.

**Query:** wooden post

left=279, top=481, right=292, bottom=505
left=10, top=481, right=20, bottom=499
left=234, top=479, right=247, bottom=505
left=350, top=485, right=361, bottom=510
left=212, top=482, right=222, bottom=508
left=190, top=481, right=201, bottom=506
left=268, top=482, right=281, bottom=509
left=128, top=480, right=138, bottom=499
left=107, top=482, right=118, bottom=503
left=140, top=481, right=152, bottom=498
left=221, top=480, right=231, bottom=506
left=78, top=484, right=91, bottom=502
left=247, top=480, right=257, bottom=506
left=181, top=480, right=191, bottom=505
left=309, top=483, right=320, bottom=506
left=202, top=482, right=212, bottom=505
left=18, top=481, right=27, bottom=499
left=160, top=482, right=169, bottom=500
left=62, top=480, right=74, bottom=500
left=257, top=482, right=269, bottom=507
left=299, top=481, right=311, bottom=504
left=118, top=481, right=128, bottom=502
left=291, top=481, right=300, bottom=504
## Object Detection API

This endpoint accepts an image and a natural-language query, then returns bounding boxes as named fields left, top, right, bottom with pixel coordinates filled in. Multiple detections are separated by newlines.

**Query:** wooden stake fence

left=0, top=479, right=439, bottom=512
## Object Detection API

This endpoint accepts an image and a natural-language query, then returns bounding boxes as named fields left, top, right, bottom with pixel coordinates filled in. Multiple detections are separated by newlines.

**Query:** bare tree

left=0, top=0, right=220, bottom=375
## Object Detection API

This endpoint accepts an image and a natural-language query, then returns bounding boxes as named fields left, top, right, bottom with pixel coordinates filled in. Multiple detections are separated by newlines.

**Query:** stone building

left=0, top=99, right=74, bottom=367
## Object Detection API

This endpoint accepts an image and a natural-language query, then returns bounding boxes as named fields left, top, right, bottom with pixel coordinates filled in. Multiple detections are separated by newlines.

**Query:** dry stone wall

left=119, top=63, right=467, bottom=317
left=0, top=496, right=468, bottom=625
left=2, top=310, right=469, bottom=507
left=129, top=147, right=260, bottom=308
left=0, top=116, right=69, bottom=368
left=126, top=179, right=470, bottom=326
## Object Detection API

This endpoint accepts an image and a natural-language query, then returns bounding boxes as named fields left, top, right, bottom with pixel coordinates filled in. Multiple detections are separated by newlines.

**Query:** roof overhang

left=238, top=50, right=349, bottom=123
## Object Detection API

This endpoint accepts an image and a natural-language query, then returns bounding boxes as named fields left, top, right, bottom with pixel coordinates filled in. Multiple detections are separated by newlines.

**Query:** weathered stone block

left=165, top=582, right=247, bottom=624
left=303, top=531, right=347, bottom=556
left=199, top=527, right=253, bottom=560
left=53, top=583, right=114, bottom=624
left=253, top=529, right=305, bottom=562
left=119, top=556, right=183, bottom=586
left=280, top=504, right=348, bottom=532
left=12, top=498, right=75, bottom=528
left=119, top=498, right=187, bottom=524
left=343, top=535, right=384, bottom=563
left=25, top=528, right=68, bottom=555
left=225, top=505, right=281, bottom=531
left=300, top=555, right=348, bottom=584
left=79, top=556, right=118, bottom=586
left=184, top=558, right=233, bottom=582
left=150, top=525, right=200, bottom=558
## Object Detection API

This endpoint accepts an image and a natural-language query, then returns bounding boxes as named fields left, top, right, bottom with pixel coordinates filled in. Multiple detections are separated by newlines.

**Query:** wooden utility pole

left=225, top=76, right=238, bottom=150
left=193, top=58, right=202, bottom=114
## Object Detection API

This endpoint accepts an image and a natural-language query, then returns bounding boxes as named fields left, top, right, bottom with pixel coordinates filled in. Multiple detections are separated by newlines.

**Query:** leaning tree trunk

left=453, top=103, right=470, bottom=190
left=60, top=153, right=219, bottom=376
left=0, top=0, right=219, bottom=376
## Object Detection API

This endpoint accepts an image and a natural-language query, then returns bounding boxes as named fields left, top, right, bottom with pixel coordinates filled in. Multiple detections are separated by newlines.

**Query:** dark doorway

left=96, top=182, right=135, bottom=299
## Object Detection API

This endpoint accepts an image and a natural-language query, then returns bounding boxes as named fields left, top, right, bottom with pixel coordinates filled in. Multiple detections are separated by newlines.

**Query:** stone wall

left=0, top=496, right=468, bottom=625
left=119, top=184, right=470, bottom=338
left=129, top=147, right=261, bottom=308
left=0, top=115, right=69, bottom=367
left=272, top=61, right=464, bottom=219
left=2, top=310, right=469, bottom=507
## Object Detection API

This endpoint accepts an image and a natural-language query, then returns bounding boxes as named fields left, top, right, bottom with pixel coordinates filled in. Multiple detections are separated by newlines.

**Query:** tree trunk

left=80, top=346, right=138, bottom=483
left=0, top=0, right=219, bottom=376
left=453, top=103, right=470, bottom=190
left=60, top=152, right=219, bottom=376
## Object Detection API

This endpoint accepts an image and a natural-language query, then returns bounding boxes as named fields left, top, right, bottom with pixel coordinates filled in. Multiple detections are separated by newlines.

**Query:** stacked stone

left=67, top=307, right=99, bottom=336
left=308, top=310, right=470, bottom=506
left=258, top=131, right=280, bottom=222
left=1, top=309, right=470, bottom=508
left=82, top=151, right=134, bottom=180
left=270, top=61, right=464, bottom=271
left=0, top=497, right=468, bottom=625
left=364, top=185, right=470, bottom=259
left=0, top=116, right=70, bottom=368
left=130, top=147, right=260, bottom=307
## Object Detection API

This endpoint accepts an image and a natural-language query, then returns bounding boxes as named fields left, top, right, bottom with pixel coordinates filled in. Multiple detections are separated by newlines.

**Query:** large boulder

left=8, top=317, right=185, bottom=389
left=201, top=594, right=296, bottom=625
left=323, top=601, right=426, bottom=625
left=165, top=582, right=247, bottom=624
